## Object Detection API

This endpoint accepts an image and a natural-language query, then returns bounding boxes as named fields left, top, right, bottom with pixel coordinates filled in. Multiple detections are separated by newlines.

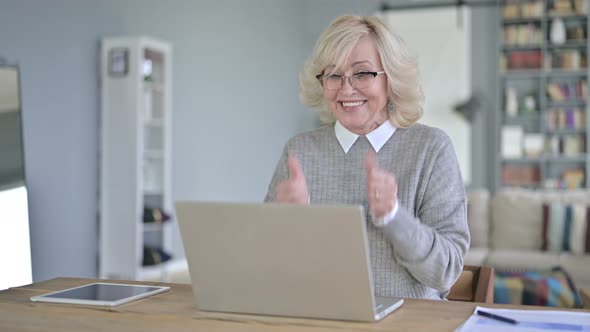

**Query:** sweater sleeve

left=379, top=133, right=470, bottom=291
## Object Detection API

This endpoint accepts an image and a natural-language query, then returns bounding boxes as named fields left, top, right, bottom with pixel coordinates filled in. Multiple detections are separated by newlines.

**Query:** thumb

left=364, top=150, right=378, bottom=175
left=287, top=154, right=304, bottom=180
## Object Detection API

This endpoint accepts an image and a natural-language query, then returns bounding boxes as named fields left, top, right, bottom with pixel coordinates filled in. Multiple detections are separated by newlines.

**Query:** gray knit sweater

left=264, top=123, right=469, bottom=299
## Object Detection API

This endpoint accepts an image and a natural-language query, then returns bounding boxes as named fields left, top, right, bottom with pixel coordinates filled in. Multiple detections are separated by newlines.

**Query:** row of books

left=502, top=20, right=586, bottom=48
left=546, top=134, right=586, bottom=156
left=501, top=51, right=588, bottom=71
left=503, top=50, right=542, bottom=70
left=548, top=0, right=589, bottom=16
left=550, top=49, right=586, bottom=70
left=544, top=169, right=585, bottom=189
left=502, top=0, right=587, bottom=19
left=545, top=107, right=585, bottom=130
left=502, top=1, right=544, bottom=19
left=522, top=134, right=585, bottom=158
left=501, top=126, right=586, bottom=159
left=546, top=79, right=588, bottom=102
left=503, top=24, right=542, bottom=46
left=562, top=22, right=587, bottom=42
left=501, top=165, right=586, bottom=189
left=501, top=165, right=541, bottom=186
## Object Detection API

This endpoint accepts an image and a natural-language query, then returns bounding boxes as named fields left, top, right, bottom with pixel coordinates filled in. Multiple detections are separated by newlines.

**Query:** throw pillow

left=494, top=267, right=583, bottom=308
left=542, top=203, right=590, bottom=254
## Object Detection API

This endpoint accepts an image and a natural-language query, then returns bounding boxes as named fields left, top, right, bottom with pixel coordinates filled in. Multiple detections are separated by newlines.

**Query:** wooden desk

left=0, top=278, right=586, bottom=332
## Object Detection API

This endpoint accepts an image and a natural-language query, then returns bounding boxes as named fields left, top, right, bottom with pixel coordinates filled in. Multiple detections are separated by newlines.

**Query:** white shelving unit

left=99, top=36, right=184, bottom=281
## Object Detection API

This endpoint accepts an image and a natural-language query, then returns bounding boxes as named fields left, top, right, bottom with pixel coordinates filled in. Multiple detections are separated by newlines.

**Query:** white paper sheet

left=457, top=306, right=590, bottom=332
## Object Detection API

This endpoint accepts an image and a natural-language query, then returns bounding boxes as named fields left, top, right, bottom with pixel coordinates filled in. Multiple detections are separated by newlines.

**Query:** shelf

left=500, top=183, right=542, bottom=189
left=144, top=149, right=164, bottom=159
left=144, top=119, right=164, bottom=127
left=142, top=221, right=172, bottom=232
left=547, top=100, right=587, bottom=107
left=139, top=258, right=187, bottom=282
left=502, top=45, right=543, bottom=51
left=545, top=128, right=586, bottom=135
left=143, top=81, right=164, bottom=93
left=547, top=13, right=588, bottom=20
left=545, top=69, right=588, bottom=77
left=502, top=69, right=588, bottom=78
left=545, top=155, right=587, bottom=163
left=502, top=158, right=542, bottom=163
left=502, top=70, right=543, bottom=79
left=100, top=37, right=177, bottom=282
left=547, top=41, right=588, bottom=49
left=504, top=155, right=587, bottom=163
left=504, top=112, right=540, bottom=120
left=502, top=17, right=543, bottom=24
left=143, top=188, right=163, bottom=195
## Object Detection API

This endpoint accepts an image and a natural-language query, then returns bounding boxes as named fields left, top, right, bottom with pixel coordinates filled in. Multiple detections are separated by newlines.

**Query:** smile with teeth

left=341, top=101, right=366, bottom=107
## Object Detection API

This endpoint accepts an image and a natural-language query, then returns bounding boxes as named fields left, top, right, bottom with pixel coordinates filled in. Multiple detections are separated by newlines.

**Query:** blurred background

left=0, top=0, right=501, bottom=283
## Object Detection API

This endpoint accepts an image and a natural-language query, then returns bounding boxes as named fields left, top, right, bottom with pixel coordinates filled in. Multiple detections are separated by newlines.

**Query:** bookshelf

left=99, top=37, right=186, bottom=281
left=497, top=0, right=589, bottom=190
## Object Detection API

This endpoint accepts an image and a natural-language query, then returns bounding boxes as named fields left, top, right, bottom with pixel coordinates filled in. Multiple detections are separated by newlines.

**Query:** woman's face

left=322, top=36, right=389, bottom=135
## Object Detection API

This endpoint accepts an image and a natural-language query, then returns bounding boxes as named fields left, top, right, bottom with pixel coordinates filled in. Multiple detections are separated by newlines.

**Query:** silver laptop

left=175, top=202, right=404, bottom=322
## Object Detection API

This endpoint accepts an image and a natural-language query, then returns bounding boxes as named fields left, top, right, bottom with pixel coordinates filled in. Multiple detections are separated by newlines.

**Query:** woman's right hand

left=275, top=154, right=309, bottom=204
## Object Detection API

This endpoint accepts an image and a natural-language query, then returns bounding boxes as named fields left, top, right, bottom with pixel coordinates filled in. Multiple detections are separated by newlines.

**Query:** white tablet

left=30, top=282, right=170, bottom=307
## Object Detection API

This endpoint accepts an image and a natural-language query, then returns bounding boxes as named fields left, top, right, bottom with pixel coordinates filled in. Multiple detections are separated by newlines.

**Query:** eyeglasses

left=316, top=71, right=385, bottom=90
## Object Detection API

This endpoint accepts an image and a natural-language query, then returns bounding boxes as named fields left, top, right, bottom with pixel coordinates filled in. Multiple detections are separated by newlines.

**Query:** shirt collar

left=334, top=120, right=396, bottom=153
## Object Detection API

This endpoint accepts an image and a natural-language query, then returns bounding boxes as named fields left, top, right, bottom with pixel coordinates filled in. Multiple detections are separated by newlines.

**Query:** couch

left=466, top=188, right=590, bottom=291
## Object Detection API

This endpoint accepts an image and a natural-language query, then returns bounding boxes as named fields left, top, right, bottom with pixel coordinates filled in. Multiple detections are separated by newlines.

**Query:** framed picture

left=108, top=48, right=129, bottom=77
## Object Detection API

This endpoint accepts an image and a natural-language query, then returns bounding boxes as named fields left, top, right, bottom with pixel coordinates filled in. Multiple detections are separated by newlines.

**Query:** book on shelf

left=523, top=133, right=544, bottom=158
left=546, top=79, right=588, bottom=101
left=500, top=53, right=508, bottom=71
left=553, top=0, right=573, bottom=13
left=574, top=108, right=585, bottom=129
left=551, top=49, right=584, bottom=70
left=546, top=107, right=585, bottom=130
left=544, top=169, right=585, bottom=189
left=549, top=0, right=588, bottom=15
left=503, top=24, right=542, bottom=46
left=502, top=0, right=544, bottom=19
left=506, top=50, right=542, bottom=69
left=502, top=3, right=520, bottom=19
left=579, top=79, right=589, bottom=99
left=566, top=24, right=586, bottom=41
left=501, top=164, right=541, bottom=186
left=563, top=135, right=584, bottom=156
left=563, top=168, right=585, bottom=189
left=501, top=125, right=524, bottom=158
left=546, top=134, right=585, bottom=156
left=547, top=83, right=566, bottom=101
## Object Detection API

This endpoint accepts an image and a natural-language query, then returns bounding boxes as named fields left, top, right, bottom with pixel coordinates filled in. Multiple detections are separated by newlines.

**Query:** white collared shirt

left=334, top=120, right=399, bottom=227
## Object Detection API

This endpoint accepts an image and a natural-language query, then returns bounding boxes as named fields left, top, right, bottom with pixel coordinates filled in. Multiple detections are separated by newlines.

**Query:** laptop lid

left=175, top=202, right=383, bottom=321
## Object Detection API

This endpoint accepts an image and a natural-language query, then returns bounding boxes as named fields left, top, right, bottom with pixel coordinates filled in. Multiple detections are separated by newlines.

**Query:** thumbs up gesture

left=275, top=154, right=309, bottom=204
left=365, top=151, right=397, bottom=219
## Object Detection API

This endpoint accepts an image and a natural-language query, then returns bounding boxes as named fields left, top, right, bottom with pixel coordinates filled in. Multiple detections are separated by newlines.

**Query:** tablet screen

left=30, top=282, right=170, bottom=306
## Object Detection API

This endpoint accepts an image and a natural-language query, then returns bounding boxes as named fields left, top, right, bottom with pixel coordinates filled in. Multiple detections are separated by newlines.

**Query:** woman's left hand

left=365, top=151, right=398, bottom=219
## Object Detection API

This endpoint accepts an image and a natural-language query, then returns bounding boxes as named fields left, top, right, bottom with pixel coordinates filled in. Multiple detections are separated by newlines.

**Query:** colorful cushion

left=542, top=203, right=590, bottom=254
left=494, top=267, right=583, bottom=308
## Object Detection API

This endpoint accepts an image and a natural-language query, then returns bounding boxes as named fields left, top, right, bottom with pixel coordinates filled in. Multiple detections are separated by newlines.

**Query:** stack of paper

left=457, top=306, right=590, bottom=332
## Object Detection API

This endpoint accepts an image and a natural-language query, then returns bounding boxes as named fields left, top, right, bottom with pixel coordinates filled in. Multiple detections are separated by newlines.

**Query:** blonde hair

left=300, top=15, right=424, bottom=128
